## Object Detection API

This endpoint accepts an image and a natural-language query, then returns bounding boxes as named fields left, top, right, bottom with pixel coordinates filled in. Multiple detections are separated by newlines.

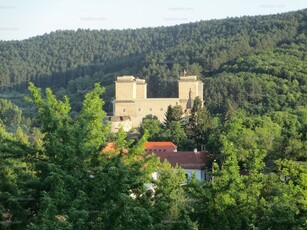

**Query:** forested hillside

left=0, top=9, right=306, bottom=229
left=0, top=9, right=306, bottom=113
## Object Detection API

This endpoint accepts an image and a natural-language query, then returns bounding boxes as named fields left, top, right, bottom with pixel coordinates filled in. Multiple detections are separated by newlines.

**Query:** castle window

left=138, top=108, right=141, bottom=112
left=150, top=108, right=152, bottom=111
left=160, top=108, right=163, bottom=111
left=123, top=108, right=126, bottom=112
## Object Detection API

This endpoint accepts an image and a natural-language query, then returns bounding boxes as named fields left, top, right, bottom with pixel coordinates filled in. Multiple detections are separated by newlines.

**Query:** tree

left=187, top=137, right=251, bottom=229
left=1, top=83, right=193, bottom=228
left=186, top=97, right=213, bottom=150
left=0, top=99, right=22, bottom=128
left=15, top=127, right=28, bottom=145
left=160, top=121, right=191, bottom=150
left=151, top=161, right=193, bottom=229
left=140, top=115, right=162, bottom=140
left=164, top=105, right=183, bottom=127
left=24, top=83, right=113, bottom=228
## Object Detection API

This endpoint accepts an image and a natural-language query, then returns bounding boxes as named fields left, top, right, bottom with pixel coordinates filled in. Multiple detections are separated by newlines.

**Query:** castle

left=107, top=75, right=203, bottom=132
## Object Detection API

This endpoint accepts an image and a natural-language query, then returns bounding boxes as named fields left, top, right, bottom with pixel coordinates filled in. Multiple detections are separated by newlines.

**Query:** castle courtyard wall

left=115, top=98, right=180, bottom=127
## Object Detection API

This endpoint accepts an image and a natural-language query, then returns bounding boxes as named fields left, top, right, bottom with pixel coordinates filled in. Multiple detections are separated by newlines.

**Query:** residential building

left=145, top=141, right=177, bottom=153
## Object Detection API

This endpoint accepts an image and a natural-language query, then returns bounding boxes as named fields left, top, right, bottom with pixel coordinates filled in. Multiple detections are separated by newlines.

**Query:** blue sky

left=0, top=0, right=306, bottom=41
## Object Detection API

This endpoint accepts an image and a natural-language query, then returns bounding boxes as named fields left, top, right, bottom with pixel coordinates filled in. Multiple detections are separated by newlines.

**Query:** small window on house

left=120, top=116, right=123, bottom=121
left=150, top=108, right=152, bottom=111
left=160, top=108, right=163, bottom=111
left=123, top=108, right=126, bottom=112
left=138, top=108, right=141, bottom=112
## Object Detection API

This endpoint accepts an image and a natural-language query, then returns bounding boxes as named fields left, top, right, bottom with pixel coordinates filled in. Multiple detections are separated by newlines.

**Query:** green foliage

left=1, top=84, right=195, bottom=229
left=164, top=105, right=183, bottom=127
left=204, top=44, right=307, bottom=115
left=140, top=115, right=162, bottom=140
left=1, top=9, right=306, bottom=114
left=0, top=9, right=307, bottom=229
left=151, top=162, right=193, bottom=229
left=0, top=99, right=22, bottom=128
left=188, top=136, right=307, bottom=229
left=185, top=97, right=213, bottom=150
left=160, top=121, right=188, bottom=148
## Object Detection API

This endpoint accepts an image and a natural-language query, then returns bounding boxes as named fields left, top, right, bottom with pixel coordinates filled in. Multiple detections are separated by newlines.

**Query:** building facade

left=144, top=142, right=211, bottom=182
left=111, top=75, right=203, bottom=130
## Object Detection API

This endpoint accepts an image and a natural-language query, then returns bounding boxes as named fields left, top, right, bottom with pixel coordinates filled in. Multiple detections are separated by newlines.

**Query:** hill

left=0, top=9, right=306, bottom=114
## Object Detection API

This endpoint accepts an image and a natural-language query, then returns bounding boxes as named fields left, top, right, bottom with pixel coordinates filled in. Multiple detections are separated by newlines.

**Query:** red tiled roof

left=148, top=151, right=211, bottom=170
left=145, top=142, right=177, bottom=153
left=102, top=142, right=128, bottom=154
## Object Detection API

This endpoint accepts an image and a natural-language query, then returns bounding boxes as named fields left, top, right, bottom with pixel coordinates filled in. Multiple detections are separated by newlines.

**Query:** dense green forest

left=0, top=9, right=306, bottom=229
left=0, top=9, right=306, bottom=113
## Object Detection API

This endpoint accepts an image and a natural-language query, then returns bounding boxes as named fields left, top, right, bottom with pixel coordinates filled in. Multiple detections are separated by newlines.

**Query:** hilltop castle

left=107, top=75, right=203, bottom=132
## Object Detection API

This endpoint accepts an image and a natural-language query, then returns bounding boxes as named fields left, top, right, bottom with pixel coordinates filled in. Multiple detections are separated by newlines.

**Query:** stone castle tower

left=108, top=75, right=203, bottom=132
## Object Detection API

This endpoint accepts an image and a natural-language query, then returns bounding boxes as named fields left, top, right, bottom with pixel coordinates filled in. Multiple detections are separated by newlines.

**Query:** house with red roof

left=145, top=142, right=177, bottom=154
left=102, top=141, right=212, bottom=182
left=145, top=142, right=211, bottom=182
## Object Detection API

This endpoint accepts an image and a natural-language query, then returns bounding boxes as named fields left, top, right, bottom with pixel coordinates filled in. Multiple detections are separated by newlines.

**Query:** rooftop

left=148, top=151, right=211, bottom=170
left=102, top=142, right=128, bottom=155
left=145, top=142, right=177, bottom=153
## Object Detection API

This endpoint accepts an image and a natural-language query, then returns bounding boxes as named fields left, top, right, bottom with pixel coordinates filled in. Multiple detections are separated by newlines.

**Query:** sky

left=0, top=0, right=306, bottom=41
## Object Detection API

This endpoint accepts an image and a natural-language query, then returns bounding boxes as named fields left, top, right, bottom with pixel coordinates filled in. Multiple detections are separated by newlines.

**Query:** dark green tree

left=185, top=97, right=213, bottom=150
left=140, top=115, right=162, bottom=140
left=164, top=105, right=183, bottom=127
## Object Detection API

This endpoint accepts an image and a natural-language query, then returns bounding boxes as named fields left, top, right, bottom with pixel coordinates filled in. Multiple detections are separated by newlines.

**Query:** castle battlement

left=116, top=76, right=135, bottom=82
left=136, top=78, right=146, bottom=84
left=179, top=76, right=198, bottom=81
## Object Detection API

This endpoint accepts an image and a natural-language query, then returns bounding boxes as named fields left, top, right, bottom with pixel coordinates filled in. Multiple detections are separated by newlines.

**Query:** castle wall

left=114, top=101, right=136, bottom=117
left=115, top=98, right=180, bottom=127
left=132, top=98, right=180, bottom=127
left=113, top=75, right=204, bottom=130
left=136, top=79, right=147, bottom=99
left=104, top=116, right=132, bottom=132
